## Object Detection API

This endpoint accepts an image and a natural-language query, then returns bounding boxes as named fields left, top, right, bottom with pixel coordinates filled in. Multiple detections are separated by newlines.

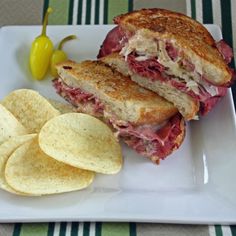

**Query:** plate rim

left=0, top=24, right=236, bottom=224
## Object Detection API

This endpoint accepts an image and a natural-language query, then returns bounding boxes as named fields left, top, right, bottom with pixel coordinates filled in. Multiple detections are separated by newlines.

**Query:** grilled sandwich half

left=98, top=8, right=235, bottom=120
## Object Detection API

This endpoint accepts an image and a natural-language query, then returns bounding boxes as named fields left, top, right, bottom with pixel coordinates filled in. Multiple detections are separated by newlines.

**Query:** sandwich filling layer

left=126, top=53, right=227, bottom=115
left=53, top=78, right=104, bottom=117
left=98, top=26, right=233, bottom=115
left=53, top=78, right=183, bottom=162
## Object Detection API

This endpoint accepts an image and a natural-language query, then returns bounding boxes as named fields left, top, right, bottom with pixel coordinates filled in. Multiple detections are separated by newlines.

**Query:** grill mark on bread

left=63, top=66, right=72, bottom=70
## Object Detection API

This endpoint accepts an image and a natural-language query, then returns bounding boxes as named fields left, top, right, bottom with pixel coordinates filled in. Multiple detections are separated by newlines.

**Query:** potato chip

left=1, top=89, right=60, bottom=133
left=0, top=104, right=27, bottom=145
left=0, top=134, right=36, bottom=194
left=39, top=113, right=122, bottom=174
left=5, top=138, right=94, bottom=196
left=47, top=99, right=76, bottom=114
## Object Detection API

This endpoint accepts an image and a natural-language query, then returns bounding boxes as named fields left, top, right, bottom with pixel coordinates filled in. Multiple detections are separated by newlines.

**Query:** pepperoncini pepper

left=29, top=7, right=53, bottom=80
left=50, top=35, right=77, bottom=77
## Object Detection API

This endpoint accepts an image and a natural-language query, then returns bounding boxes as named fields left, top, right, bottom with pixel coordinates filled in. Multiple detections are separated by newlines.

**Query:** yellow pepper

left=50, top=35, right=77, bottom=77
left=29, top=7, right=53, bottom=80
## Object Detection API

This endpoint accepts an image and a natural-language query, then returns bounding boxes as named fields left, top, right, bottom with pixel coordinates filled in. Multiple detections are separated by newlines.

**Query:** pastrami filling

left=97, top=26, right=128, bottom=58
left=113, top=113, right=183, bottom=162
left=53, top=78, right=104, bottom=116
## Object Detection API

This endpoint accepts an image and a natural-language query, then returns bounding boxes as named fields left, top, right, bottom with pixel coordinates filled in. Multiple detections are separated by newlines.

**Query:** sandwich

left=52, top=60, right=185, bottom=163
left=98, top=8, right=235, bottom=120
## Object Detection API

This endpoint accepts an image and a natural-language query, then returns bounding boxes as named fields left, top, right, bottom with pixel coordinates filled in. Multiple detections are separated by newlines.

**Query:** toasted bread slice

left=114, top=8, right=232, bottom=86
left=56, top=60, right=178, bottom=125
left=101, top=53, right=199, bottom=120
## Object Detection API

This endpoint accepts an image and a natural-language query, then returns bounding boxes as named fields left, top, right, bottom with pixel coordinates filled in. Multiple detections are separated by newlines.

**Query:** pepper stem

left=41, top=7, right=53, bottom=36
left=58, top=35, right=77, bottom=50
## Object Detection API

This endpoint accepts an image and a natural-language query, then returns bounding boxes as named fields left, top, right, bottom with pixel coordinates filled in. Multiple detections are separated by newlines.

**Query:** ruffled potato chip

left=5, top=138, right=94, bottom=196
left=2, top=89, right=60, bottom=133
left=39, top=113, right=122, bottom=174
left=0, top=134, right=36, bottom=194
left=0, top=104, right=27, bottom=145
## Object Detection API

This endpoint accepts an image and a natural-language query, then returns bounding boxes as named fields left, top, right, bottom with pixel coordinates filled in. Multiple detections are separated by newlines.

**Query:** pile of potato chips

left=0, top=89, right=122, bottom=196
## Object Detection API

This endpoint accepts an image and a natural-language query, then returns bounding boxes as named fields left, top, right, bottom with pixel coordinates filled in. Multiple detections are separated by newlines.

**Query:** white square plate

left=0, top=25, right=236, bottom=224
